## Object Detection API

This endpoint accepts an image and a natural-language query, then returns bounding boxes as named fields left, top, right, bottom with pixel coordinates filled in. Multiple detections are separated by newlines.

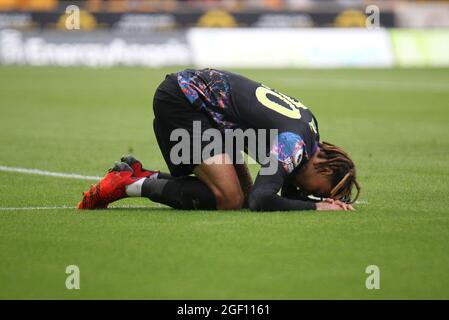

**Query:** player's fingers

left=341, top=203, right=355, bottom=211
left=335, top=202, right=347, bottom=210
left=338, top=201, right=355, bottom=211
left=333, top=200, right=347, bottom=210
left=330, top=203, right=344, bottom=211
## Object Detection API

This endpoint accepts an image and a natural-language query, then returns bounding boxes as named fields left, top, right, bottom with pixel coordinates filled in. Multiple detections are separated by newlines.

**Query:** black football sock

left=142, top=176, right=216, bottom=210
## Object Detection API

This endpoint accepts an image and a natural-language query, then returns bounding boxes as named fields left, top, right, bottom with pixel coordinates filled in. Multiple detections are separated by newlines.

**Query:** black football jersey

left=176, top=68, right=320, bottom=177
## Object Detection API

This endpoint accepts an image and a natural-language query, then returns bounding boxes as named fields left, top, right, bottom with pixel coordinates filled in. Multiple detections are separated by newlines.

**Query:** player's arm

left=233, top=162, right=253, bottom=209
left=249, top=162, right=349, bottom=212
left=248, top=131, right=318, bottom=211
left=248, top=163, right=316, bottom=211
left=249, top=131, right=350, bottom=211
left=281, top=177, right=305, bottom=200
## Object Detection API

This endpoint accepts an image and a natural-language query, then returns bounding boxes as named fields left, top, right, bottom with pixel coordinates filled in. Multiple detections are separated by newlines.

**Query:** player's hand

left=325, top=198, right=355, bottom=211
left=316, top=198, right=355, bottom=211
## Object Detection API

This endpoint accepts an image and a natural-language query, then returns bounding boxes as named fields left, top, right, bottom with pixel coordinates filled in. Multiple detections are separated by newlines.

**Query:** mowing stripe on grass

left=277, top=77, right=449, bottom=92
left=0, top=165, right=101, bottom=181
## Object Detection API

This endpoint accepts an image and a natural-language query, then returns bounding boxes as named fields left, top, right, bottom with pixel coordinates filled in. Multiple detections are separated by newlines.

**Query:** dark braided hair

left=315, top=141, right=361, bottom=204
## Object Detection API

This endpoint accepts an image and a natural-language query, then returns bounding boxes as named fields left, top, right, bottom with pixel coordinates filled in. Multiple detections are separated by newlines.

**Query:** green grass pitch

left=0, top=66, right=448, bottom=299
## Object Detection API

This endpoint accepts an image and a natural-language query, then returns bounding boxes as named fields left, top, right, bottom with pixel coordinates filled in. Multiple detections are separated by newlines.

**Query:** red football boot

left=120, top=155, right=159, bottom=178
left=78, top=162, right=138, bottom=210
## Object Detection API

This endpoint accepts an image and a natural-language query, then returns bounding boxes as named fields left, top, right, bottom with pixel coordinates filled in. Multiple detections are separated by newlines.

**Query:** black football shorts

left=152, top=74, right=225, bottom=177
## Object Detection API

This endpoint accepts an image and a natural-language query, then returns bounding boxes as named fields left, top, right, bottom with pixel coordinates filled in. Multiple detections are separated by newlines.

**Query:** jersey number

left=255, top=85, right=307, bottom=119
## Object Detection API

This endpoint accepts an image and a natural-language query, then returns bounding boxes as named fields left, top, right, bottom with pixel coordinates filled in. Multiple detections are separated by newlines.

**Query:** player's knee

left=213, top=188, right=244, bottom=210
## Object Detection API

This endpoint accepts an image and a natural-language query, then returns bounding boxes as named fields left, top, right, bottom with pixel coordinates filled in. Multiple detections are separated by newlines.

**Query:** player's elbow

left=248, top=189, right=272, bottom=212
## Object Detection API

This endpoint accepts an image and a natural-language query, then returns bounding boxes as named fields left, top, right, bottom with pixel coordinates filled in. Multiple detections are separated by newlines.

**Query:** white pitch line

left=0, top=165, right=368, bottom=209
left=0, top=165, right=101, bottom=181
left=0, top=205, right=158, bottom=211
left=0, top=202, right=366, bottom=211
left=0, top=205, right=76, bottom=211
